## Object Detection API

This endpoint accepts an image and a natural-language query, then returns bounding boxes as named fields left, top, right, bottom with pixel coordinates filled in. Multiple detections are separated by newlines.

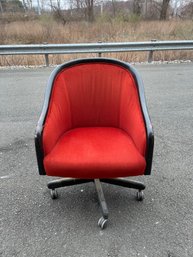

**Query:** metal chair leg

left=101, top=178, right=145, bottom=201
left=94, top=179, right=108, bottom=229
left=47, top=178, right=92, bottom=199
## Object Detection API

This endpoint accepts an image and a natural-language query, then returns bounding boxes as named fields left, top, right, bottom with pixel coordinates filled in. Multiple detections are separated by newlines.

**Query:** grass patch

left=1, top=18, right=193, bottom=66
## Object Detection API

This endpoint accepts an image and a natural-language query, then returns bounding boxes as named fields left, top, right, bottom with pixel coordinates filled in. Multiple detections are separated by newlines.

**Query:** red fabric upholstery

left=44, top=127, right=146, bottom=178
left=42, top=62, right=147, bottom=178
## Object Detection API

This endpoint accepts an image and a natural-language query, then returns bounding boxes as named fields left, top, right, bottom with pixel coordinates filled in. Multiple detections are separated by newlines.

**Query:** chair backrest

left=42, top=59, right=146, bottom=157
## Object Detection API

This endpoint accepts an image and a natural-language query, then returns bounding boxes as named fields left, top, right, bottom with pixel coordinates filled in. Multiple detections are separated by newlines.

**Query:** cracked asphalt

left=0, top=63, right=193, bottom=257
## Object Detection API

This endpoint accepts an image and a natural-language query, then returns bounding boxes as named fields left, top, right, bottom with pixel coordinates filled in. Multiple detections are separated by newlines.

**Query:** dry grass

left=1, top=18, right=193, bottom=66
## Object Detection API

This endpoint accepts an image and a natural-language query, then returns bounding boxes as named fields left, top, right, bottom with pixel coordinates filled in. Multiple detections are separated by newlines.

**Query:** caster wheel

left=50, top=189, right=58, bottom=199
left=136, top=190, right=144, bottom=201
left=98, top=217, right=108, bottom=229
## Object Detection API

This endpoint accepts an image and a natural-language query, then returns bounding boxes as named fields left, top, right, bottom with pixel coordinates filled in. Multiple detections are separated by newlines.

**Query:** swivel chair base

left=47, top=178, right=145, bottom=229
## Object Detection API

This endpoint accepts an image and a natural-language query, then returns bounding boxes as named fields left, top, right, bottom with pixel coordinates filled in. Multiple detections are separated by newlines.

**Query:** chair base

left=47, top=178, right=145, bottom=229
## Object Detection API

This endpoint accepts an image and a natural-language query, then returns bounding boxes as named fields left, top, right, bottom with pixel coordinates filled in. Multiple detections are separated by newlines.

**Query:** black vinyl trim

left=35, top=57, right=154, bottom=176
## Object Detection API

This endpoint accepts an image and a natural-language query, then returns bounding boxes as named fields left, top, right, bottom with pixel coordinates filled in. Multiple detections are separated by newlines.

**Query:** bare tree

left=0, top=0, right=25, bottom=12
left=133, top=0, right=141, bottom=16
left=22, top=0, right=27, bottom=11
left=21, top=0, right=32, bottom=10
left=72, top=0, right=81, bottom=9
left=85, top=0, right=94, bottom=22
left=0, top=1, right=3, bottom=13
left=48, top=0, right=63, bottom=11
left=173, top=0, right=180, bottom=17
left=180, top=0, right=193, bottom=18
left=71, top=0, right=96, bottom=22
left=40, top=0, right=44, bottom=10
left=160, top=0, right=170, bottom=20
left=111, top=0, right=117, bottom=17
left=27, top=0, right=33, bottom=9
left=49, top=0, right=54, bottom=11
left=37, top=0, right=41, bottom=15
left=56, top=0, right=61, bottom=10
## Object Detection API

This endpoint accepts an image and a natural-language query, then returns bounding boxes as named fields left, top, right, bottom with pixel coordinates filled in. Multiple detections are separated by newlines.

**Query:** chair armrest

left=34, top=111, right=47, bottom=175
left=128, top=65, right=154, bottom=175
left=34, top=67, right=58, bottom=176
left=34, top=64, right=71, bottom=175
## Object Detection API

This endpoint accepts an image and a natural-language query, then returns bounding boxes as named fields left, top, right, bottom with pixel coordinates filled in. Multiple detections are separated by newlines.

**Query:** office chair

left=35, top=58, right=154, bottom=229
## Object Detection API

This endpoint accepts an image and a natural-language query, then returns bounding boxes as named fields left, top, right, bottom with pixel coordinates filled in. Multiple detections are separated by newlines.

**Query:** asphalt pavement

left=0, top=63, right=193, bottom=257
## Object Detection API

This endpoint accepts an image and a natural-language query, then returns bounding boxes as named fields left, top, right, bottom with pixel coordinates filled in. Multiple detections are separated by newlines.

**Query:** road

left=0, top=63, right=193, bottom=257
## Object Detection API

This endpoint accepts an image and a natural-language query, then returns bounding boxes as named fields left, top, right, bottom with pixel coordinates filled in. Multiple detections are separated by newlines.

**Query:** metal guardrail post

left=43, top=43, right=49, bottom=67
left=98, top=41, right=102, bottom=57
left=148, top=39, right=157, bottom=63
left=45, top=54, right=49, bottom=67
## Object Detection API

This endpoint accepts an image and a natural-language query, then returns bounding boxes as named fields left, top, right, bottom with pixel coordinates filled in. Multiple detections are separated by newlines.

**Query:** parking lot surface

left=0, top=63, right=193, bottom=257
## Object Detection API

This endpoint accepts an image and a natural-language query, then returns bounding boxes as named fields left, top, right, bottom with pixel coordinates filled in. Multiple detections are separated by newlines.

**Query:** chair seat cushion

left=44, top=127, right=146, bottom=178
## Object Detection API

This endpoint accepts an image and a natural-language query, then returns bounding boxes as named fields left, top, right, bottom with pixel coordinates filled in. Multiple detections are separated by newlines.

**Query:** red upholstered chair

left=35, top=58, right=154, bottom=229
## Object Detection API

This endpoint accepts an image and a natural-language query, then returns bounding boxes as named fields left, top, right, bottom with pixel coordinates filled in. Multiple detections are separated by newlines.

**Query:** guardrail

left=0, top=40, right=193, bottom=66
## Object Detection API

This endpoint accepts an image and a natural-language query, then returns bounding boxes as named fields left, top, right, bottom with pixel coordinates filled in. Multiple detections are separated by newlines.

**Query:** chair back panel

left=43, top=62, right=146, bottom=156
left=62, top=63, right=125, bottom=127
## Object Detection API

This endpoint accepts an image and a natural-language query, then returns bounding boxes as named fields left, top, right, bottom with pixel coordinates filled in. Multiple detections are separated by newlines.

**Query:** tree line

left=0, top=0, right=193, bottom=22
